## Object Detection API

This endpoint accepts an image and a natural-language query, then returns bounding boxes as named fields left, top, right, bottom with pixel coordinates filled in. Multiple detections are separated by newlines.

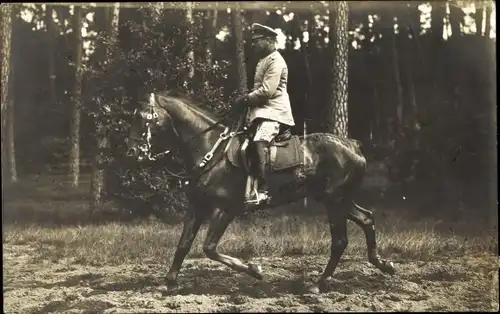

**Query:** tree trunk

left=211, top=5, right=218, bottom=61
left=431, top=2, right=446, bottom=39
left=186, top=2, right=195, bottom=82
left=429, top=2, right=446, bottom=117
left=7, top=6, right=17, bottom=182
left=446, top=4, right=465, bottom=115
left=1, top=4, right=13, bottom=186
left=372, top=86, right=381, bottom=143
left=46, top=5, right=57, bottom=108
left=7, top=59, right=17, bottom=182
left=448, top=4, right=464, bottom=38
left=303, top=13, right=321, bottom=128
left=204, top=3, right=218, bottom=66
left=231, top=4, right=248, bottom=94
left=200, top=4, right=218, bottom=85
left=473, top=5, right=484, bottom=36
left=104, top=3, right=120, bottom=37
left=390, top=15, right=404, bottom=135
left=407, top=52, right=418, bottom=132
left=484, top=2, right=492, bottom=38
left=306, top=12, right=317, bottom=92
left=403, top=24, right=420, bottom=150
left=295, top=13, right=312, bottom=95
left=405, top=0, right=423, bottom=90
left=92, top=3, right=120, bottom=211
left=327, top=1, right=349, bottom=137
left=362, top=12, right=380, bottom=144
left=69, top=5, right=83, bottom=187
left=203, top=10, right=213, bottom=66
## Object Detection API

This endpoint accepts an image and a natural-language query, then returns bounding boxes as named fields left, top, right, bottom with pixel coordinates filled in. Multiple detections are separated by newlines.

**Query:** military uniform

left=234, top=23, right=296, bottom=204
left=237, top=24, right=294, bottom=143
left=246, top=49, right=295, bottom=142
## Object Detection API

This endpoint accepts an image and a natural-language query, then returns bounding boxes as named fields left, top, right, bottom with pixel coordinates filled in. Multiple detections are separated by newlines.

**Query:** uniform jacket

left=246, top=50, right=295, bottom=127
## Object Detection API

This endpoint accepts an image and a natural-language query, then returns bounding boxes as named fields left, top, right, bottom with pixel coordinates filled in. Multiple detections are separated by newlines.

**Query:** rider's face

left=252, top=37, right=268, bottom=54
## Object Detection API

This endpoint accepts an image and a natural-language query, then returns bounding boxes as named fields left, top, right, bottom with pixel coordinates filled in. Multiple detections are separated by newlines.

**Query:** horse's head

left=126, top=93, right=174, bottom=162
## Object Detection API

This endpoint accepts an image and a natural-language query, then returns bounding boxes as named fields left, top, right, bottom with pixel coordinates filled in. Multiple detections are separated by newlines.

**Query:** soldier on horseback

left=233, top=23, right=296, bottom=205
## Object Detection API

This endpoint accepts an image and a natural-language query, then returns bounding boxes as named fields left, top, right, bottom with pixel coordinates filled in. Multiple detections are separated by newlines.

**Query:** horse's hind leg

left=165, top=210, right=204, bottom=291
left=348, top=202, right=395, bottom=274
left=202, top=208, right=263, bottom=280
left=314, top=201, right=350, bottom=293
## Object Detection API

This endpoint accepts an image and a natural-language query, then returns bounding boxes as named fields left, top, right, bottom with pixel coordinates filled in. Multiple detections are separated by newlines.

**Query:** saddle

left=225, top=125, right=302, bottom=172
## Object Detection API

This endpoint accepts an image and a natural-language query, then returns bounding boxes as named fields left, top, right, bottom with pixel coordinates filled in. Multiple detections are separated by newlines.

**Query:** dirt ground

left=3, top=244, right=499, bottom=313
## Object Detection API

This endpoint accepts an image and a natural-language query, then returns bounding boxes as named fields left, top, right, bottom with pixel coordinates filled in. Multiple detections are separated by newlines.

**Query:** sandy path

left=3, top=244, right=499, bottom=313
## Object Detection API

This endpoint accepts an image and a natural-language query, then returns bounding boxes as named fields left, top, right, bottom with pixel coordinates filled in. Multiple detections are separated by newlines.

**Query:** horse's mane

left=159, top=90, right=200, bottom=107
left=153, top=89, right=220, bottom=125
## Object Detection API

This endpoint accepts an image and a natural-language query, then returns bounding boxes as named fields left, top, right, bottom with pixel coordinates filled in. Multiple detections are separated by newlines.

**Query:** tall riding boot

left=252, top=141, right=270, bottom=204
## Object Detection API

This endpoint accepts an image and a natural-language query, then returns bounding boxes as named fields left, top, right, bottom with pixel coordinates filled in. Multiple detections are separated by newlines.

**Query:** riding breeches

left=253, top=119, right=280, bottom=143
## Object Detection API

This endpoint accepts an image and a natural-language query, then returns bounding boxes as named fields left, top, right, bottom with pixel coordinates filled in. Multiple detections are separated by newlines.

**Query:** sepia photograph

left=1, top=1, right=498, bottom=312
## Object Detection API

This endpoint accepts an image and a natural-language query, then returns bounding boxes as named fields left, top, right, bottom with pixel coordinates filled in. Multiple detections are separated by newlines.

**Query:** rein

left=137, top=93, right=245, bottom=184
left=184, top=111, right=234, bottom=143
left=150, top=126, right=246, bottom=184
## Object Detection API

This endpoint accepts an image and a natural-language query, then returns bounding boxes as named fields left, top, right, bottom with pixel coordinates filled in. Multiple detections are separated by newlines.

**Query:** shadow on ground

left=20, top=259, right=422, bottom=299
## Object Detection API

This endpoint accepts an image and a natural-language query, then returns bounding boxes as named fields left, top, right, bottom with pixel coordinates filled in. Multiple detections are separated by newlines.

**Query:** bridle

left=129, top=93, right=245, bottom=184
left=128, top=93, right=170, bottom=162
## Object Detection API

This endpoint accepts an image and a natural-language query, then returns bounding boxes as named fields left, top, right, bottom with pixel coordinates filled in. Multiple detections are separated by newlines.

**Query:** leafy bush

left=82, top=9, right=235, bottom=218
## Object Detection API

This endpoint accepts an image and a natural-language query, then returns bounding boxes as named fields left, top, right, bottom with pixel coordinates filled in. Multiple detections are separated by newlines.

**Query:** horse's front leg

left=202, top=207, right=263, bottom=280
left=164, top=209, right=204, bottom=292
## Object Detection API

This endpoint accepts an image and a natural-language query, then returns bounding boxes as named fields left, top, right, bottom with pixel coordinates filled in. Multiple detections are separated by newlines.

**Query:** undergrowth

left=4, top=214, right=496, bottom=266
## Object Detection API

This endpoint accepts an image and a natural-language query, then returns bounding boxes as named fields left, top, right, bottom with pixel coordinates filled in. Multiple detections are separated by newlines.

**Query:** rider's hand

left=234, top=94, right=250, bottom=108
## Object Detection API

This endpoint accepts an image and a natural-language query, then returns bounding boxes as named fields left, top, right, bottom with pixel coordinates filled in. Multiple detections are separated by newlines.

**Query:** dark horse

left=126, top=91, right=395, bottom=293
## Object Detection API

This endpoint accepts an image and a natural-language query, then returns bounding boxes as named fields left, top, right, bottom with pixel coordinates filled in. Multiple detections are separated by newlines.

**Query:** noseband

left=130, top=93, right=171, bottom=161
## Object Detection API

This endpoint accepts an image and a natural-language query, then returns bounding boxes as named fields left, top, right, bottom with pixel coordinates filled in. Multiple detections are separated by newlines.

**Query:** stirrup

left=245, top=190, right=270, bottom=205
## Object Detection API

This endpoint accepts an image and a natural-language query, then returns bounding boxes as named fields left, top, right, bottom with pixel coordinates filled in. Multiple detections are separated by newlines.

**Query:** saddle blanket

left=226, top=135, right=303, bottom=172
left=269, top=135, right=302, bottom=171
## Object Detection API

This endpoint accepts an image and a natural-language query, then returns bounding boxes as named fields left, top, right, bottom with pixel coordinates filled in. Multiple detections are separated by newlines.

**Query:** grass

left=3, top=173, right=498, bottom=267
left=2, top=173, right=96, bottom=226
left=3, top=214, right=496, bottom=267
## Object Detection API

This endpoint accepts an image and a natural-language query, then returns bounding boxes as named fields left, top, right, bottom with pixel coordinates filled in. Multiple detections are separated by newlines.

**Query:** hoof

left=161, top=280, right=181, bottom=294
left=154, top=285, right=170, bottom=297
left=248, top=263, right=263, bottom=280
left=381, top=261, right=396, bottom=275
left=307, top=280, right=327, bottom=294
left=307, top=285, right=321, bottom=294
